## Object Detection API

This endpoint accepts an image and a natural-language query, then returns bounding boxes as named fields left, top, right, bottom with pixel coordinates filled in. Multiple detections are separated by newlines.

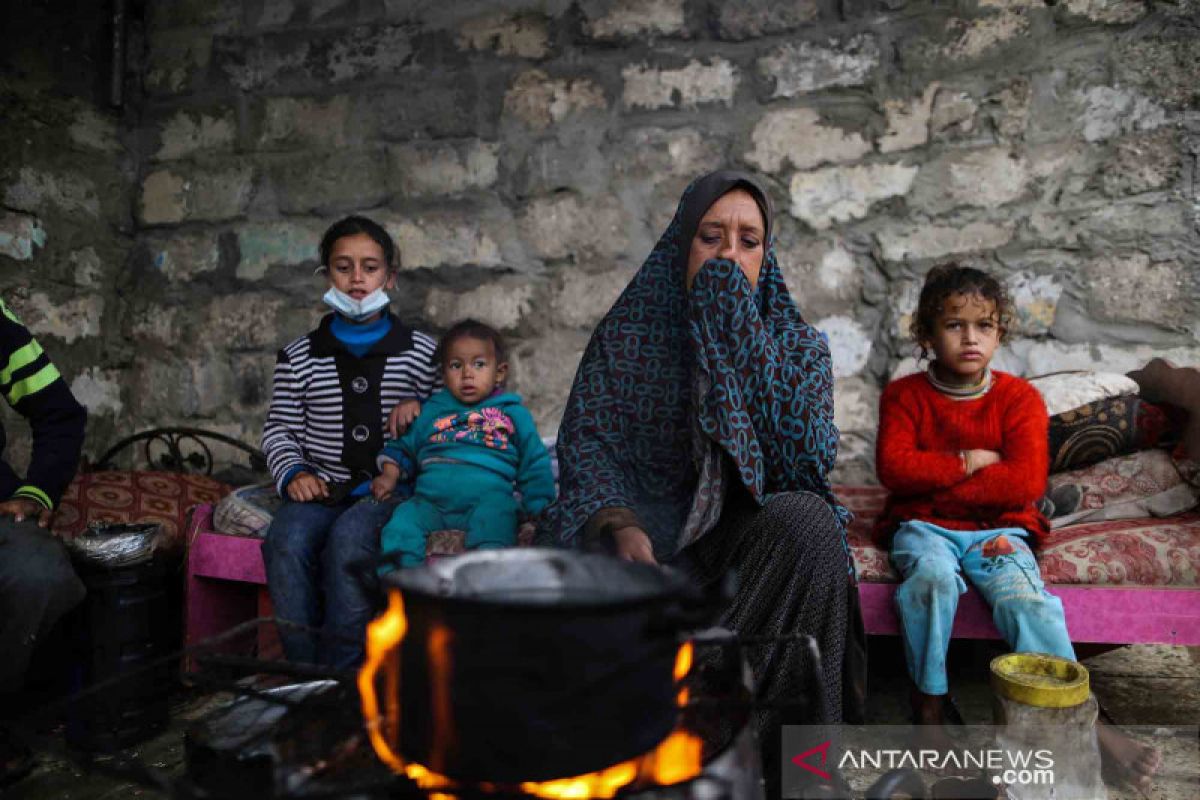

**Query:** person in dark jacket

left=0, top=297, right=87, bottom=784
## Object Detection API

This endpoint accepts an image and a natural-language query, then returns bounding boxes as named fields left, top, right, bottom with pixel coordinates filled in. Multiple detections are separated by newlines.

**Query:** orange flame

left=359, top=591, right=704, bottom=799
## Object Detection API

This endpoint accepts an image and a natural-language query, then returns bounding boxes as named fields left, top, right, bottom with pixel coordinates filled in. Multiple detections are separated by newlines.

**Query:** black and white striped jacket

left=261, top=313, right=439, bottom=496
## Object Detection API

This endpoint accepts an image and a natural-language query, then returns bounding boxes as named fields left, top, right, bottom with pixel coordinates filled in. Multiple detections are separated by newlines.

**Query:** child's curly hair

left=910, top=262, right=1013, bottom=361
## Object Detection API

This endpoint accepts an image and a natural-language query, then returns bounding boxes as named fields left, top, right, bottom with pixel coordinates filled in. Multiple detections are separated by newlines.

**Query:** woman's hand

left=613, top=526, right=657, bottom=565
left=287, top=472, right=330, bottom=502
left=963, top=449, right=1002, bottom=475
left=371, top=472, right=398, bottom=501
left=0, top=497, right=53, bottom=529
left=387, top=399, right=421, bottom=438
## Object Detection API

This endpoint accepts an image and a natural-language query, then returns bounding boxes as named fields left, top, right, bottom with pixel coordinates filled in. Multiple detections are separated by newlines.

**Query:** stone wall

left=2, top=0, right=1199, bottom=482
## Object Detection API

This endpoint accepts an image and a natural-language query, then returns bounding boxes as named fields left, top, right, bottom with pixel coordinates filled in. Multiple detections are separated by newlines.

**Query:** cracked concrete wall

left=2, top=0, right=1199, bottom=483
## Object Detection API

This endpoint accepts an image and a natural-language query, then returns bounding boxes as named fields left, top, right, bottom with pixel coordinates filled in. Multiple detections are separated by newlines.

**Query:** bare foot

left=910, top=686, right=965, bottom=772
left=1096, top=720, right=1160, bottom=795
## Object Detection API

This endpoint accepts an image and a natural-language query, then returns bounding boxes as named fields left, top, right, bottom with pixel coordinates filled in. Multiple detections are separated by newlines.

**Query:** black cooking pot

left=361, top=549, right=713, bottom=784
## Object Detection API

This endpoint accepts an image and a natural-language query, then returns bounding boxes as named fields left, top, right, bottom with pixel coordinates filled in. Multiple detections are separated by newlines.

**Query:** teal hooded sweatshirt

left=378, top=389, right=555, bottom=515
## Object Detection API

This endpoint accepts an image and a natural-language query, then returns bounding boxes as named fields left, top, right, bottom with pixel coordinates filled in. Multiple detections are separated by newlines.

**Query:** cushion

left=1042, top=449, right=1199, bottom=529
left=1029, top=371, right=1140, bottom=417
left=1037, top=513, right=1200, bottom=585
left=836, top=483, right=1200, bottom=587
left=212, top=481, right=283, bottom=538
left=1047, top=395, right=1169, bottom=473
left=53, top=471, right=233, bottom=549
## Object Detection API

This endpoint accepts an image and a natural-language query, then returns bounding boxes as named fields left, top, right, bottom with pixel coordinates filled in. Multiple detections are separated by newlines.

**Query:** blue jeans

left=892, top=521, right=1075, bottom=695
left=261, top=496, right=400, bottom=668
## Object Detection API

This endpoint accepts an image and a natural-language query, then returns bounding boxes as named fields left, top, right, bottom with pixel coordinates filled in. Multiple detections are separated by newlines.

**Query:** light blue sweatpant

left=891, top=521, right=1075, bottom=695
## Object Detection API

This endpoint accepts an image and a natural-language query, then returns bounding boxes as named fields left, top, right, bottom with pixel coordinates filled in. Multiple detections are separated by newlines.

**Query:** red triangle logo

left=790, top=740, right=832, bottom=780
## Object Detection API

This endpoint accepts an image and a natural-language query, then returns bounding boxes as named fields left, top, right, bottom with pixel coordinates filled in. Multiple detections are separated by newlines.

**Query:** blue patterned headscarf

left=544, top=170, right=848, bottom=557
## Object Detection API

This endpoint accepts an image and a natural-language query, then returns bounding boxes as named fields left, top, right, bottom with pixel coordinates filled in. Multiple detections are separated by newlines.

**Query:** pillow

left=212, top=481, right=283, bottom=538
left=1047, top=395, right=1169, bottom=473
left=1040, top=449, right=1199, bottom=529
left=52, top=471, right=233, bottom=549
left=1029, top=371, right=1140, bottom=417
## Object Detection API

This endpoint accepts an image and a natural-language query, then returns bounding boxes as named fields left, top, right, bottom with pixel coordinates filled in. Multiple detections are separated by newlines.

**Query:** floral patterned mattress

left=840, top=485, right=1200, bottom=587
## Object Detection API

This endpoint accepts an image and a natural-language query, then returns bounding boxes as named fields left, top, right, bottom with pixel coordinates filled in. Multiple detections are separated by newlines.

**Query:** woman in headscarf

left=542, top=170, right=865, bottom=753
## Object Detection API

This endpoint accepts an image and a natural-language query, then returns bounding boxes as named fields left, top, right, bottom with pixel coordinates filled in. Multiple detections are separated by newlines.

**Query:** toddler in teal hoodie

left=372, top=319, right=556, bottom=567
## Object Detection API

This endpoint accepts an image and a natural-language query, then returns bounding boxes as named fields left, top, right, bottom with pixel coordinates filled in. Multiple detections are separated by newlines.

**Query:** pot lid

left=382, top=548, right=695, bottom=609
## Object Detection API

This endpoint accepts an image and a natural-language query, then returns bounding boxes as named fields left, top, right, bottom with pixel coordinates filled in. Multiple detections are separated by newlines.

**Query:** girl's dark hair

left=435, top=319, right=507, bottom=365
left=319, top=215, right=398, bottom=268
left=910, top=262, right=1013, bottom=361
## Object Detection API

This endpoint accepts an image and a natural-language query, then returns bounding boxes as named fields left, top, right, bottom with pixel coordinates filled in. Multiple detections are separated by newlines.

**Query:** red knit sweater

left=874, top=371, right=1049, bottom=547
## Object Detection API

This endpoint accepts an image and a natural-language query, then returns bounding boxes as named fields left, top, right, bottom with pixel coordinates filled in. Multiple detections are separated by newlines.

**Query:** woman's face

left=327, top=232, right=394, bottom=298
left=685, top=189, right=766, bottom=291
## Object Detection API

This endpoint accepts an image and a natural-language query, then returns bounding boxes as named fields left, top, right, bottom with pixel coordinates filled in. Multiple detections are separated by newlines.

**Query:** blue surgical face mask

left=322, top=287, right=390, bottom=322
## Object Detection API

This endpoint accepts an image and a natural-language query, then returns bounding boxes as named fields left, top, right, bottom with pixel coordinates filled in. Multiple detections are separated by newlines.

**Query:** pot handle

left=357, top=590, right=407, bottom=773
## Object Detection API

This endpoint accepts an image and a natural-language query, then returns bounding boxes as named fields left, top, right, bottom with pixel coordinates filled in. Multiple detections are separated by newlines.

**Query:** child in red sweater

left=875, top=264, right=1161, bottom=790
left=876, top=264, right=1072, bottom=746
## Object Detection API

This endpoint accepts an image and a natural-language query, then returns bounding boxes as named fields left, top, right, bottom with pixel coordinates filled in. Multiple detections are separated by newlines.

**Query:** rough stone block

left=876, top=220, right=1015, bottom=262
left=518, top=193, right=628, bottom=262
left=144, top=231, right=222, bottom=281
left=69, top=247, right=104, bottom=287
left=0, top=211, right=46, bottom=261
left=269, top=151, right=387, bottom=215
left=218, top=25, right=413, bottom=91
left=1008, top=272, right=1063, bottom=336
left=910, top=147, right=1029, bottom=214
left=145, top=27, right=213, bottom=95
left=816, top=314, right=872, bottom=377
left=989, top=78, right=1031, bottom=140
left=139, top=163, right=254, bottom=225
left=205, top=293, right=287, bottom=350
left=1083, top=253, right=1194, bottom=329
left=67, top=107, right=122, bottom=153
left=513, top=131, right=610, bottom=196
left=942, top=10, right=1031, bottom=60
left=930, top=88, right=977, bottom=136
left=1101, top=129, right=1180, bottom=197
left=19, top=292, right=103, bottom=344
left=388, top=140, right=500, bottom=198
left=4, top=167, right=100, bottom=218
left=879, top=84, right=937, bottom=154
left=622, top=58, right=738, bottom=110
left=457, top=12, right=549, bottom=58
left=713, top=0, right=820, bottom=40
left=777, top=237, right=863, bottom=317
left=1115, top=36, right=1200, bottom=109
left=425, top=279, right=536, bottom=331
left=70, top=368, right=124, bottom=417
left=614, top=127, right=725, bottom=181
left=745, top=107, right=872, bottom=173
left=582, top=0, right=686, bottom=39
left=380, top=209, right=508, bottom=271
left=235, top=219, right=324, bottom=280
left=758, top=35, right=879, bottom=98
left=834, top=376, right=880, bottom=433
left=1077, top=85, right=1166, bottom=143
left=509, top=329, right=593, bottom=435
left=788, top=162, right=917, bottom=230
left=1062, top=0, right=1146, bottom=24
left=154, top=108, right=237, bottom=161
left=504, top=69, right=608, bottom=130
left=549, top=267, right=634, bottom=329
left=1025, top=341, right=1200, bottom=377
left=258, top=95, right=353, bottom=149
left=375, top=76, right=496, bottom=139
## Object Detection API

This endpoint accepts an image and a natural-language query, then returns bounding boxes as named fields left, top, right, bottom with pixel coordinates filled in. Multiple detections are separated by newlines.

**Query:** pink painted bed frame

left=183, top=504, right=1200, bottom=671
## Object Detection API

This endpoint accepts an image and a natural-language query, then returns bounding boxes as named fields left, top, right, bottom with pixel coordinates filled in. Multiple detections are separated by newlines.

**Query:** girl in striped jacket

left=260, top=216, right=438, bottom=668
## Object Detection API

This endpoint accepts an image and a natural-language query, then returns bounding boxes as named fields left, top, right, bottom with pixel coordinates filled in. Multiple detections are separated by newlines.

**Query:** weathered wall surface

left=3, top=0, right=1199, bottom=482
left=0, top=1, right=136, bottom=468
